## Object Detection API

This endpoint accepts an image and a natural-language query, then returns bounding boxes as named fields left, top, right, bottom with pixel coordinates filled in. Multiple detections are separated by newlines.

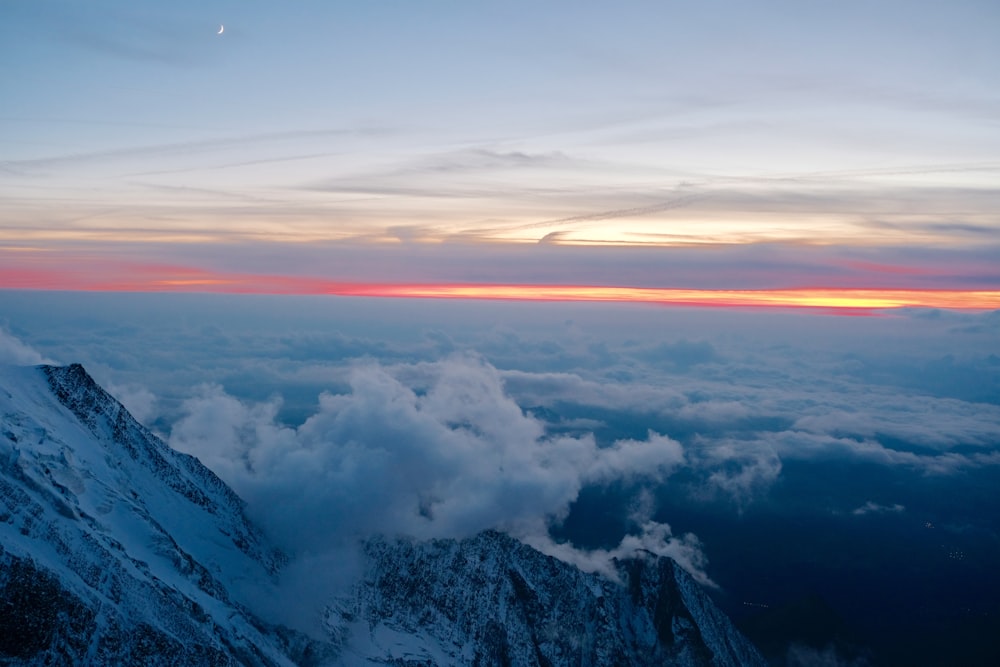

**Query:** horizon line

left=3, top=271, right=999, bottom=315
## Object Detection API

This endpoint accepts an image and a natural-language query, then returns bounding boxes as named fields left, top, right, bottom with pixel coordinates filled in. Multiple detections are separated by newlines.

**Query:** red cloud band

left=2, top=265, right=998, bottom=313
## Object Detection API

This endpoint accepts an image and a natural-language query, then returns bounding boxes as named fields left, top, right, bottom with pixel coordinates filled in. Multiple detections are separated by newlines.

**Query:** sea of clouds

left=2, top=292, right=999, bottom=592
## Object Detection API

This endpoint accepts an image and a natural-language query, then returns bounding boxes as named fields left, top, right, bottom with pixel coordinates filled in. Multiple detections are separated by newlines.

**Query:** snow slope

left=0, top=364, right=328, bottom=665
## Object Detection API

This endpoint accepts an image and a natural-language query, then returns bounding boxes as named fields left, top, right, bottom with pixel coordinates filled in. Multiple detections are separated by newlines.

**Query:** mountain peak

left=42, top=362, right=118, bottom=431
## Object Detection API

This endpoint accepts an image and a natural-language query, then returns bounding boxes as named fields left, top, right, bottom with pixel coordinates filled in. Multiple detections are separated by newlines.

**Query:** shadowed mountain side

left=329, top=532, right=765, bottom=665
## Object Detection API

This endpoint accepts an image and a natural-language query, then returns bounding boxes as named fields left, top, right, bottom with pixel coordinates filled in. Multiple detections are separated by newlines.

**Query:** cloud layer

left=168, top=355, right=702, bottom=579
left=4, top=292, right=998, bottom=596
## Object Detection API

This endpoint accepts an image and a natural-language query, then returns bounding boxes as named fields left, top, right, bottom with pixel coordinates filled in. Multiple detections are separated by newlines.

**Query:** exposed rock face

left=329, top=531, right=766, bottom=666
left=1, top=364, right=764, bottom=666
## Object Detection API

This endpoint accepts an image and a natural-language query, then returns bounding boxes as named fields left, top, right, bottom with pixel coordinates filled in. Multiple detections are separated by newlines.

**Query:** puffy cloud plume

left=0, top=327, right=57, bottom=366
left=168, top=356, right=701, bottom=579
left=586, top=431, right=685, bottom=482
left=105, top=381, right=158, bottom=425
left=701, top=442, right=783, bottom=507
left=524, top=520, right=715, bottom=588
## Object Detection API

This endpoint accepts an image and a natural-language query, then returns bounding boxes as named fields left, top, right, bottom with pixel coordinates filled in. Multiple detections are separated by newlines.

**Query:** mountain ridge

left=332, top=530, right=765, bottom=666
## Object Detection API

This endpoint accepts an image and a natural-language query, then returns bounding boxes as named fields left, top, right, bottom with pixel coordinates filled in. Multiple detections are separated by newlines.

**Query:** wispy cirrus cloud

left=1, top=128, right=385, bottom=174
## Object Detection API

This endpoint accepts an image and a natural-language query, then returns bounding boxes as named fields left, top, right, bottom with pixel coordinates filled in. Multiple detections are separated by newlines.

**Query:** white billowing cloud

left=522, top=490, right=712, bottom=587
left=524, top=520, right=715, bottom=588
left=106, top=382, right=158, bottom=425
left=700, top=441, right=783, bottom=507
left=586, top=430, right=685, bottom=482
left=502, top=360, right=1000, bottom=470
left=768, top=430, right=980, bottom=474
left=791, top=400, right=1000, bottom=450
left=168, top=356, right=697, bottom=577
left=0, top=328, right=57, bottom=366
left=168, top=384, right=296, bottom=477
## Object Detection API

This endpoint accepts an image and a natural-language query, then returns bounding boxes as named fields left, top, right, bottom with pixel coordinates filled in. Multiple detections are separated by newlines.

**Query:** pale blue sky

left=2, top=0, right=999, bottom=286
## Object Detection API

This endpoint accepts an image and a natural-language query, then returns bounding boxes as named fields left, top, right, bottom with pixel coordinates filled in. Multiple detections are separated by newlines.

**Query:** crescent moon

left=217, top=24, right=224, bottom=35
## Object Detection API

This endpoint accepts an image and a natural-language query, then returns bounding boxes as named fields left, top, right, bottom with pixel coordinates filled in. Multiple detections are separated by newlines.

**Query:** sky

left=2, top=0, right=999, bottom=312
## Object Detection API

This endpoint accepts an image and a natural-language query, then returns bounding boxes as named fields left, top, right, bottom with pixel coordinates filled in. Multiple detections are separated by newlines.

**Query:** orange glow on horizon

left=2, top=266, right=998, bottom=313
left=347, top=284, right=1000, bottom=311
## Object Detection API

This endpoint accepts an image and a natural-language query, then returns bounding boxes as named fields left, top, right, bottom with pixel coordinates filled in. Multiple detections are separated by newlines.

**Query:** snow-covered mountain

left=0, top=363, right=324, bottom=666
left=0, top=363, right=764, bottom=666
